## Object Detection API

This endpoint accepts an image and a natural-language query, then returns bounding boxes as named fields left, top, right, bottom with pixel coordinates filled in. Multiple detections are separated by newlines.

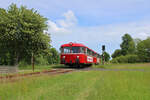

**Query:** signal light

left=102, top=45, right=105, bottom=51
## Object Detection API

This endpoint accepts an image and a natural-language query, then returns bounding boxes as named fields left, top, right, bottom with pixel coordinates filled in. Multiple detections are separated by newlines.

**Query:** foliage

left=47, top=48, right=60, bottom=64
left=112, top=34, right=136, bottom=59
left=111, top=34, right=150, bottom=63
left=102, top=51, right=110, bottom=62
left=18, top=47, right=60, bottom=67
left=137, top=37, right=150, bottom=62
left=34, top=48, right=60, bottom=65
left=34, top=54, right=49, bottom=65
left=111, top=49, right=122, bottom=58
left=120, top=33, right=136, bottom=55
left=111, top=54, right=140, bottom=63
left=0, top=4, right=52, bottom=65
left=134, top=38, right=141, bottom=46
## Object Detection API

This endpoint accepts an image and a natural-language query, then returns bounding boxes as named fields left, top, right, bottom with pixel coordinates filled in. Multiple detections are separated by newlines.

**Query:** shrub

left=35, top=55, right=49, bottom=65
left=111, top=54, right=140, bottom=63
left=19, top=60, right=29, bottom=67
left=127, top=55, right=140, bottom=63
left=111, top=58, right=117, bottom=63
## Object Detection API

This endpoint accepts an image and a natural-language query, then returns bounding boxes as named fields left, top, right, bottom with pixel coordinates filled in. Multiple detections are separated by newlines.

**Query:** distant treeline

left=111, top=34, right=150, bottom=63
left=0, top=4, right=59, bottom=66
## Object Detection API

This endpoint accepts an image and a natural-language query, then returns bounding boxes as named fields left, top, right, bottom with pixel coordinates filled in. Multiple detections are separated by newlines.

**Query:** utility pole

left=102, top=45, right=105, bottom=65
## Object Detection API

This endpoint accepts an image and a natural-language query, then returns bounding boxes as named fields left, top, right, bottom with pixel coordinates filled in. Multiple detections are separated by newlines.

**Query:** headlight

left=63, top=56, right=65, bottom=58
left=77, top=56, right=79, bottom=58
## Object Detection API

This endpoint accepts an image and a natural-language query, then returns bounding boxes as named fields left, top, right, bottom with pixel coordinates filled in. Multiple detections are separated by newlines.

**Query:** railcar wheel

left=76, top=64, right=80, bottom=68
left=86, top=64, right=92, bottom=67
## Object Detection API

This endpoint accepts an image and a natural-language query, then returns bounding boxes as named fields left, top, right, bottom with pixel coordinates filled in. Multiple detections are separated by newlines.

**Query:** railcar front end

left=60, top=42, right=101, bottom=66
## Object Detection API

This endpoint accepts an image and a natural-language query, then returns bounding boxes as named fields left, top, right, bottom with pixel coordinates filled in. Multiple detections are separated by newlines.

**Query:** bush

left=127, top=55, right=140, bottom=63
left=111, top=54, right=140, bottom=63
left=35, top=55, right=49, bottom=65
left=111, top=58, right=119, bottom=63
left=19, top=60, right=29, bottom=67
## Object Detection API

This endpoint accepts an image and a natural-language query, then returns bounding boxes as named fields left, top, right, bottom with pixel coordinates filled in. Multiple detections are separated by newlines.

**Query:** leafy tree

left=120, top=33, right=135, bottom=55
left=137, top=38, right=150, bottom=62
left=134, top=38, right=141, bottom=46
left=34, top=48, right=59, bottom=65
left=111, top=49, right=122, bottom=58
left=47, top=48, right=60, bottom=64
left=103, top=52, right=110, bottom=62
left=0, top=4, right=51, bottom=66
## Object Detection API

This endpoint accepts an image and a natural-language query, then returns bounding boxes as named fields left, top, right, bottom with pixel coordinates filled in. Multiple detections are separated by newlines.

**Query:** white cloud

left=47, top=20, right=70, bottom=34
left=48, top=10, right=77, bottom=34
left=57, top=10, right=77, bottom=28
left=48, top=10, right=150, bottom=40
left=66, top=21, right=150, bottom=43
left=49, top=10, right=150, bottom=54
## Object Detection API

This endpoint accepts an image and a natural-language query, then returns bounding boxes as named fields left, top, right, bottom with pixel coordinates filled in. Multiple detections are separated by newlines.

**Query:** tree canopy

left=111, top=49, right=122, bottom=58
left=0, top=4, right=52, bottom=65
left=112, top=33, right=136, bottom=58
left=103, top=52, right=110, bottom=62
left=137, top=37, right=150, bottom=62
left=120, top=33, right=135, bottom=55
left=111, top=33, right=150, bottom=63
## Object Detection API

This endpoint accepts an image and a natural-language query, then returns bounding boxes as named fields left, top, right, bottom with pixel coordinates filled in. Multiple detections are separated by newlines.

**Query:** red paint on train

left=60, top=42, right=101, bottom=66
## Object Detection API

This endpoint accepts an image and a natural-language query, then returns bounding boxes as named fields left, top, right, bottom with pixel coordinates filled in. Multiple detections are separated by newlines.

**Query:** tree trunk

left=14, top=52, right=19, bottom=66
left=31, top=52, right=34, bottom=72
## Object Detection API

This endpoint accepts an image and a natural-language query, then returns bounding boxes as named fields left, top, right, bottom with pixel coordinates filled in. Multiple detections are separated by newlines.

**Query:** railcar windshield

left=72, top=47, right=84, bottom=53
left=63, top=47, right=71, bottom=53
left=72, top=47, right=79, bottom=53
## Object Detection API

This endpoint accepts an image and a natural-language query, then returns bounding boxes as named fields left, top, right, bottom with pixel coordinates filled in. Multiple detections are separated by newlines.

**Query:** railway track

left=0, top=68, right=75, bottom=80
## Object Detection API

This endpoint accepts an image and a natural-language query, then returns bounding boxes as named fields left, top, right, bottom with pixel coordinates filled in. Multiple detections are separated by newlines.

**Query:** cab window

left=72, top=47, right=79, bottom=53
left=63, top=47, right=71, bottom=53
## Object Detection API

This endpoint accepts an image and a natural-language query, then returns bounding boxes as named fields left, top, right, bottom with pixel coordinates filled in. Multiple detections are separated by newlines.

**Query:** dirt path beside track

left=0, top=66, right=149, bottom=83
left=0, top=68, right=75, bottom=80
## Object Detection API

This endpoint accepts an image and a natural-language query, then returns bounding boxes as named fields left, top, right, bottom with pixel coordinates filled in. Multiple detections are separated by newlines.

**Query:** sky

left=0, top=0, right=150, bottom=55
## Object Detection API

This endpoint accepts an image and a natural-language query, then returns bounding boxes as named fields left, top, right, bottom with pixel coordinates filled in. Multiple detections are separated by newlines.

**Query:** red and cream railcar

left=60, top=42, right=101, bottom=66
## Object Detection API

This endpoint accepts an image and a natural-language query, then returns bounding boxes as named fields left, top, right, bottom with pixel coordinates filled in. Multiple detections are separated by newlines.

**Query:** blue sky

left=1, top=0, right=150, bottom=55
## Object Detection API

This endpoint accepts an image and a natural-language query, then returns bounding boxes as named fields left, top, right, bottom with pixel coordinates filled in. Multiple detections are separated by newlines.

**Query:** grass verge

left=0, top=69, right=150, bottom=100
left=93, top=63, right=150, bottom=70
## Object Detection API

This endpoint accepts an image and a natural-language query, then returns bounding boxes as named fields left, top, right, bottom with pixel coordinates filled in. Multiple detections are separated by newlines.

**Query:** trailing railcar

left=60, top=42, right=101, bottom=67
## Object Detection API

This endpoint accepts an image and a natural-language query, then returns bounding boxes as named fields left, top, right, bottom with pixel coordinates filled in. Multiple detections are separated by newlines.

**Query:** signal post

left=102, top=45, right=105, bottom=65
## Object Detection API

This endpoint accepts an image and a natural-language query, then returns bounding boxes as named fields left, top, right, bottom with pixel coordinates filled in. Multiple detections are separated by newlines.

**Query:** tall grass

left=0, top=69, right=150, bottom=100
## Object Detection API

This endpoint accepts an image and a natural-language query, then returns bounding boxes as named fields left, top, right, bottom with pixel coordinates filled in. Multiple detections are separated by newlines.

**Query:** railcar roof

left=61, top=42, right=86, bottom=47
left=61, top=42, right=98, bottom=54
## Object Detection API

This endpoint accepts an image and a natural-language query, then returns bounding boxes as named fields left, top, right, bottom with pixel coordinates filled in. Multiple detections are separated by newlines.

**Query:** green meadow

left=0, top=63, right=150, bottom=100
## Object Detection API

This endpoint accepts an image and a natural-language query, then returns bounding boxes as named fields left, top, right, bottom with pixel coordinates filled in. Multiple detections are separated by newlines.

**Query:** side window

left=90, top=51, right=92, bottom=56
left=87, top=49, right=90, bottom=55
left=85, top=48, right=87, bottom=54
left=91, top=51, right=93, bottom=56
left=92, top=52, right=95, bottom=56
left=80, top=47, right=85, bottom=53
